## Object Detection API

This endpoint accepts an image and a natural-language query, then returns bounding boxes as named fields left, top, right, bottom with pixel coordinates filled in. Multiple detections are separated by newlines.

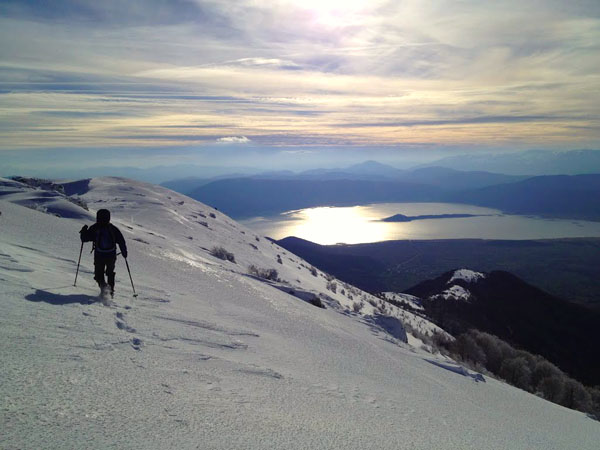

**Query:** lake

left=240, top=202, right=600, bottom=245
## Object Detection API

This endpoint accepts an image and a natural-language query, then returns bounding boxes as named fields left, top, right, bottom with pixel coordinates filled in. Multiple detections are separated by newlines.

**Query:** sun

left=295, top=0, right=370, bottom=27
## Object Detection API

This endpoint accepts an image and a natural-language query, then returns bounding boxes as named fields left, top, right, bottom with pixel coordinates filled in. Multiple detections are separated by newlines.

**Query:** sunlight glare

left=295, top=0, right=370, bottom=27
left=285, top=206, right=389, bottom=245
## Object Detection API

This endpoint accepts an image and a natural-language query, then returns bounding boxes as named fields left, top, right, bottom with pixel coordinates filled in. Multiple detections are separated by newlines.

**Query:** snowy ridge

left=382, top=292, right=424, bottom=311
left=0, top=176, right=92, bottom=219
left=2, top=177, right=599, bottom=449
left=380, top=292, right=452, bottom=348
left=448, top=268, right=486, bottom=284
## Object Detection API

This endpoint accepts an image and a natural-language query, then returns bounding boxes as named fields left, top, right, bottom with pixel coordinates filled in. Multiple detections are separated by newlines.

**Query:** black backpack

left=95, top=225, right=116, bottom=253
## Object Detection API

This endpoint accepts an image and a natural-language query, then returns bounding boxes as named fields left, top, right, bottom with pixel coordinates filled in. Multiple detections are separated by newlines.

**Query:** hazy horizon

left=2, top=148, right=600, bottom=183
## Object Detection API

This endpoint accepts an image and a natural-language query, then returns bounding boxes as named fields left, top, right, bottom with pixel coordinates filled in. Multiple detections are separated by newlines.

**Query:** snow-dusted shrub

left=452, top=334, right=487, bottom=368
left=25, top=203, right=48, bottom=214
left=326, top=281, right=337, bottom=293
left=590, top=387, right=600, bottom=419
left=248, top=265, right=279, bottom=281
left=404, top=323, right=437, bottom=349
left=561, top=379, right=593, bottom=413
left=433, top=329, right=599, bottom=419
left=426, top=331, right=452, bottom=357
left=324, top=273, right=335, bottom=282
left=537, top=376, right=565, bottom=403
left=352, top=301, right=364, bottom=313
left=467, top=331, right=503, bottom=373
left=209, top=212, right=216, bottom=218
left=70, top=196, right=89, bottom=211
left=309, top=266, right=318, bottom=277
left=499, top=357, right=532, bottom=391
left=532, top=360, right=563, bottom=388
left=12, top=177, right=65, bottom=193
left=210, top=246, right=235, bottom=263
left=277, top=254, right=283, bottom=264
left=306, top=295, right=325, bottom=309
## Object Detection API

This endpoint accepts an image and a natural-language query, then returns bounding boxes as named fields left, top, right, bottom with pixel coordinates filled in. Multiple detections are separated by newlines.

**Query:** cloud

left=221, top=58, right=303, bottom=70
left=216, top=136, right=251, bottom=144
left=337, top=115, right=579, bottom=128
left=0, top=0, right=598, bottom=151
left=281, top=150, right=316, bottom=154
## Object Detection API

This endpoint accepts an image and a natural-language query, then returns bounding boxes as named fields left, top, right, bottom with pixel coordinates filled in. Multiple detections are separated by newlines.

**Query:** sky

left=0, top=0, right=599, bottom=172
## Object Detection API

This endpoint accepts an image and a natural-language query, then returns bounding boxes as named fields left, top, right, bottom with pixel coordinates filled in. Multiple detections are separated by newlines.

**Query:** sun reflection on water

left=241, top=202, right=600, bottom=245
left=280, top=205, right=394, bottom=244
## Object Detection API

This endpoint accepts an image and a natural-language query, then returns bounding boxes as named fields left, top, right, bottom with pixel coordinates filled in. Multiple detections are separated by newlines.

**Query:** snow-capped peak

left=448, top=269, right=486, bottom=284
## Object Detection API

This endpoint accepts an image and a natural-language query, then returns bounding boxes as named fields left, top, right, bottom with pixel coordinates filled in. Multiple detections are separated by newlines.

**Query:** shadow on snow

left=25, top=289, right=98, bottom=306
left=425, top=359, right=486, bottom=383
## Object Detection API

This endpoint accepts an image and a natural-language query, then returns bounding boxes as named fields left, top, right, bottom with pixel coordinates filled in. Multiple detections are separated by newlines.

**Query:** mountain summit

left=344, top=160, right=404, bottom=177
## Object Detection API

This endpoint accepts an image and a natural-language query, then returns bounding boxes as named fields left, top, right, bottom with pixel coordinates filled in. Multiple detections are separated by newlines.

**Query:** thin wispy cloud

left=0, top=0, right=598, bottom=153
left=217, top=136, right=251, bottom=144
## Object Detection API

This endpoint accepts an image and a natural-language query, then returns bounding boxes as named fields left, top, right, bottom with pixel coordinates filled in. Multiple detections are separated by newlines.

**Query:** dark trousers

left=94, top=254, right=116, bottom=290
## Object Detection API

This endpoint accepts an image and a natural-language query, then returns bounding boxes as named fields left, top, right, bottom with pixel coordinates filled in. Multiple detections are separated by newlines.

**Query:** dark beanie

left=97, top=209, right=111, bottom=224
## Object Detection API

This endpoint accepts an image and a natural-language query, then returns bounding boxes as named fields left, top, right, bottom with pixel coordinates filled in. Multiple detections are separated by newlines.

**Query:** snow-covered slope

left=1, top=177, right=599, bottom=449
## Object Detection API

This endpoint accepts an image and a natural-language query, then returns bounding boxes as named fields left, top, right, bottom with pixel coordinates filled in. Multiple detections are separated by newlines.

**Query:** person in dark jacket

left=80, top=209, right=127, bottom=296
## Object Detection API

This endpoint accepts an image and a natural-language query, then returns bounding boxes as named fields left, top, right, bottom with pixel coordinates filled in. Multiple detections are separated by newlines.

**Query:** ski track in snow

left=1, top=177, right=599, bottom=450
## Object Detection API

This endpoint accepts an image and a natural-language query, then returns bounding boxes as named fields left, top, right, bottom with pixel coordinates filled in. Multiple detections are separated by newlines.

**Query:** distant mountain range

left=175, top=163, right=525, bottom=217
left=187, top=178, right=441, bottom=218
left=404, top=269, right=600, bottom=386
left=176, top=162, right=600, bottom=221
left=446, top=174, right=600, bottom=220
left=165, top=162, right=524, bottom=192
left=420, top=149, right=600, bottom=175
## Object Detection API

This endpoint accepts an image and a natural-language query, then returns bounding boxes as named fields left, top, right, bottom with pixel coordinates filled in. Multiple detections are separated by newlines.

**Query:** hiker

left=80, top=209, right=127, bottom=297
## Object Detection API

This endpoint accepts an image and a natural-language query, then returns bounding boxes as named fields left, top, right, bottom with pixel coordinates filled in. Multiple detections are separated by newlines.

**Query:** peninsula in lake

left=380, top=213, right=487, bottom=222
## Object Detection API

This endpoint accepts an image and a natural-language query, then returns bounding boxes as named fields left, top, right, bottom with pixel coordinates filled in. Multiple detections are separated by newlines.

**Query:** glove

left=122, top=250, right=128, bottom=259
left=79, top=225, right=88, bottom=241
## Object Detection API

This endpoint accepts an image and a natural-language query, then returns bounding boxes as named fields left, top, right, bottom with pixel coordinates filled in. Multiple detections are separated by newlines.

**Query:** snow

left=436, top=285, right=472, bottom=302
left=383, top=292, right=424, bottom=311
left=2, top=177, right=599, bottom=449
left=448, top=268, right=486, bottom=284
left=0, top=177, right=93, bottom=220
left=426, top=359, right=486, bottom=383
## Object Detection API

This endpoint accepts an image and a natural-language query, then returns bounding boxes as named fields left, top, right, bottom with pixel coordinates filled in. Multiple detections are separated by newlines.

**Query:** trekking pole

left=124, top=257, right=138, bottom=298
left=74, top=242, right=84, bottom=286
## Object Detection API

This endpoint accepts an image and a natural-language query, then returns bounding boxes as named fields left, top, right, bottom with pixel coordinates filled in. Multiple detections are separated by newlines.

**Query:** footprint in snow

left=115, top=311, right=136, bottom=333
left=131, top=338, right=142, bottom=351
